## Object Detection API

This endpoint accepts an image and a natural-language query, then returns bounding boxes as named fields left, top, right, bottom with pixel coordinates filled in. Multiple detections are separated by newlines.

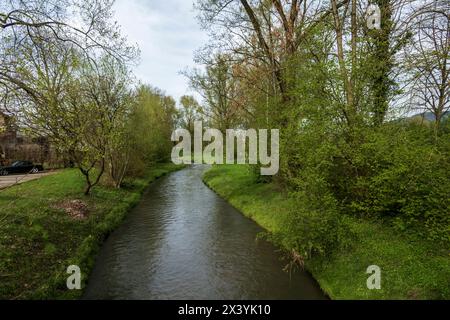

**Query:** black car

left=0, top=161, right=44, bottom=176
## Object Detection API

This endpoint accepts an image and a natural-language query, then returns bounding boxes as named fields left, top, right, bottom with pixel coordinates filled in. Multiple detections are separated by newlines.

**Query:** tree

left=126, top=85, right=178, bottom=175
left=0, top=0, right=137, bottom=117
left=186, top=54, right=240, bottom=132
left=0, top=0, right=136, bottom=61
left=83, top=56, right=133, bottom=189
left=2, top=32, right=134, bottom=195
left=179, top=95, right=202, bottom=134
left=0, top=0, right=138, bottom=195
left=405, top=1, right=450, bottom=133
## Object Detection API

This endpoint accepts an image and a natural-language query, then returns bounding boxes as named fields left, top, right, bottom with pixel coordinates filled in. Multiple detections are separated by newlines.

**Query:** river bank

left=202, top=165, right=450, bottom=300
left=0, top=163, right=183, bottom=299
left=83, top=165, right=326, bottom=299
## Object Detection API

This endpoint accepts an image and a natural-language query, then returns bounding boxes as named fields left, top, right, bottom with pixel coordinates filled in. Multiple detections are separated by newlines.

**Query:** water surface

left=83, top=165, right=326, bottom=299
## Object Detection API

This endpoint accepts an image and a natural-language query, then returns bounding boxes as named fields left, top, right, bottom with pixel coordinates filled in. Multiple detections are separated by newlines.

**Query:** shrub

left=271, top=170, right=355, bottom=260
left=349, top=124, right=450, bottom=243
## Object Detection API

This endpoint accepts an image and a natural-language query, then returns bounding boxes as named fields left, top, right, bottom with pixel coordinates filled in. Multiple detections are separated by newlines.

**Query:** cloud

left=113, top=0, right=207, bottom=102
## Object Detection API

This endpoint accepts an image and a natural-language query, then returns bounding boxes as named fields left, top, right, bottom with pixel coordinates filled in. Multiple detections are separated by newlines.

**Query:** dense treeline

left=190, top=0, right=450, bottom=255
left=0, top=0, right=178, bottom=195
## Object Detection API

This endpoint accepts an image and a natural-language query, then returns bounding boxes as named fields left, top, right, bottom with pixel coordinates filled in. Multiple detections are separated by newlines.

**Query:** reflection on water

left=83, top=165, right=326, bottom=300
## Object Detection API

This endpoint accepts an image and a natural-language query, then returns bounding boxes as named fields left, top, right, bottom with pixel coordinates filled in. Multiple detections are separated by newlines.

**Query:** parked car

left=0, top=161, right=44, bottom=176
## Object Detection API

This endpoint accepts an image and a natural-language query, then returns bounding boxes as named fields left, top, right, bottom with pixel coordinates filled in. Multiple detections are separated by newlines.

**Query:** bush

left=349, top=124, right=450, bottom=243
left=281, top=118, right=449, bottom=247
left=270, top=170, right=355, bottom=260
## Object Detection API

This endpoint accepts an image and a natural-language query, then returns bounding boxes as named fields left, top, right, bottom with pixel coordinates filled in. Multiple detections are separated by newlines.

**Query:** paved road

left=0, top=171, right=57, bottom=190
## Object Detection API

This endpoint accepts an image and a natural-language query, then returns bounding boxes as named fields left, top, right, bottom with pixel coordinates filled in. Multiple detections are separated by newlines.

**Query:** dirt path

left=0, top=171, right=58, bottom=190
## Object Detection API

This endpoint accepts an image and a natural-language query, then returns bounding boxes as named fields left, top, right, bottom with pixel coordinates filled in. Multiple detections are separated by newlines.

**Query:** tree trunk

left=371, top=0, right=393, bottom=126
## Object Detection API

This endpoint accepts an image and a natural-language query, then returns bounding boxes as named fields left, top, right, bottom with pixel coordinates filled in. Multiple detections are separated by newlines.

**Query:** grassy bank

left=203, top=165, right=450, bottom=300
left=0, top=163, right=183, bottom=299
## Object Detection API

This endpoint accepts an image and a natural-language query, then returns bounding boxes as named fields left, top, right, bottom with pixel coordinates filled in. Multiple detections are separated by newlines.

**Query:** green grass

left=0, top=163, right=184, bottom=299
left=203, top=165, right=450, bottom=300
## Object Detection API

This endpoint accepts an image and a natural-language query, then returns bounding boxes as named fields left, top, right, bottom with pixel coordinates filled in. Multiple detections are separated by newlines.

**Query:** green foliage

left=126, top=85, right=178, bottom=176
left=194, top=0, right=450, bottom=299
left=277, top=42, right=450, bottom=245
left=179, top=95, right=202, bottom=134
left=274, top=187, right=354, bottom=260
left=185, top=54, right=240, bottom=132
left=203, top=165, right=450, bottom=299
left=347, top=124, right=450, bottom=243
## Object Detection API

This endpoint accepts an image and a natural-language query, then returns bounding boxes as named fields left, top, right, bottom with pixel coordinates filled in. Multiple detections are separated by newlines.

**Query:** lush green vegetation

left=203, top=165, right=450, bottom=299
left=192, top=0, right=449, bottom=300
left=1, top=0, right=449, bottom=301
left=0, top=1, right=186, bottom=301
left=0, top=163, right=183, bottom=299
left=0, top=1, right=182, bottom=196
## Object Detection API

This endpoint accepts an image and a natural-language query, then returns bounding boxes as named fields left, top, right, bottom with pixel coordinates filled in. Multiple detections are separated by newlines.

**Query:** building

left=0, top=112, right=51, bottom=166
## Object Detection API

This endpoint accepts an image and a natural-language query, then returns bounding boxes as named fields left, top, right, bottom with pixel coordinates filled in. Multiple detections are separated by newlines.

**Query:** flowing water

left=83, top=165, right=326, bottom=300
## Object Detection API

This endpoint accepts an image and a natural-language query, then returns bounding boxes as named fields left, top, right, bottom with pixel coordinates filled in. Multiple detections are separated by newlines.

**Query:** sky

left=113, top=0, right=208, bottom=103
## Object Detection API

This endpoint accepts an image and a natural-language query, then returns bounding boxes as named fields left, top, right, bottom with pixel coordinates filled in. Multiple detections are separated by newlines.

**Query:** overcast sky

left=113, top=0, right=208, bottom=103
